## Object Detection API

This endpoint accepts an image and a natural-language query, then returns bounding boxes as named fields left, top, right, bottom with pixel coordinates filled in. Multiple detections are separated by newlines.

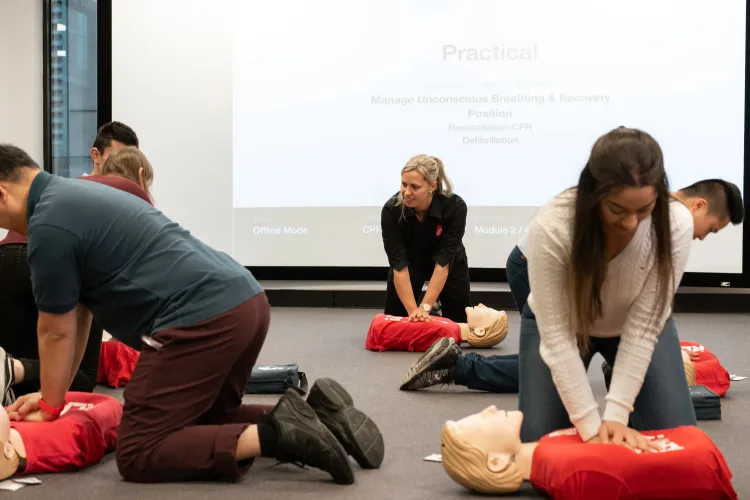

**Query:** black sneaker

left=399, top=337, right=461, bottom=391
left=265, top=389, right=354, bottom=484
left=307, top=378, right=385, bottom=470
left=0, top=348, right=15, bottom=406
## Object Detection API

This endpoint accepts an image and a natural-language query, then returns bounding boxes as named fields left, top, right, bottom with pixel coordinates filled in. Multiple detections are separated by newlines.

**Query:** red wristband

left=38, top=398, right=64, bottom=418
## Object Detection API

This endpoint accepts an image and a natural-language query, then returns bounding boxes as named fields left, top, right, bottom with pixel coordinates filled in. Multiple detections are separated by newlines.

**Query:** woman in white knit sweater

left=519, top=126, right=696, bottom=450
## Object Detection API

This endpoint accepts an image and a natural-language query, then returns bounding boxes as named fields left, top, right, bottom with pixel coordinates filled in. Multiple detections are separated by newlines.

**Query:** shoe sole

left=309, top=378, right=385, bottom=469
left=281, top=390, right=355, bottom=485
left=400, top=337, right=455, bottom=391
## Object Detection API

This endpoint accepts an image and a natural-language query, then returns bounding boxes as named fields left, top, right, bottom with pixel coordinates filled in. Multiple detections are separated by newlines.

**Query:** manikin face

left=465, top=304, right=506, bottom=333
left=600, top=186, right=657, bottom=237
left=451, top=406, right=523, bottom=469
left=401, top=170, right=435, bottom=210
left=684, top=198, right=730, bottom=240
left=0, top=406, right=15, bottom=471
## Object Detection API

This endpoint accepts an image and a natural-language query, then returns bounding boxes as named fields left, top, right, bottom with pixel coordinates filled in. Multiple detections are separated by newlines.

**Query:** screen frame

left=86, top=0, right=750, bottom=288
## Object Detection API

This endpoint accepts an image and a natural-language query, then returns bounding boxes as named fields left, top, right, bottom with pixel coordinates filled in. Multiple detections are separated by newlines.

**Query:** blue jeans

left=506, top=245, right=529, bottom=312
left=517, top=305, right=697, bottom=442
left=455, top=353, right=519, bottom=393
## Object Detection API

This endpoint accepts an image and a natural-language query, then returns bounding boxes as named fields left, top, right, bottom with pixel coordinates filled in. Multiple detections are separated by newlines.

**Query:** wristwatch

left=421, top=303, right=432, bottom=312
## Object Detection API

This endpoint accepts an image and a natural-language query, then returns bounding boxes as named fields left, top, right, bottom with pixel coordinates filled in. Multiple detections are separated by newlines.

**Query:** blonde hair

left=100, top=146, right=154, bottom=196
left=467, top=313, right=508, bottom=348
left=396, top=154, right=453, bottom=207
left=682, top=349, right=696, bottom=386
left=440, top=422, right=524, bottom=494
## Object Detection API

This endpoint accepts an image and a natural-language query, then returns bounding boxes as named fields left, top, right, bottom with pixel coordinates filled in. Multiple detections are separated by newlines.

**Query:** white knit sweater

left=525, top=189, right=693, bottom=441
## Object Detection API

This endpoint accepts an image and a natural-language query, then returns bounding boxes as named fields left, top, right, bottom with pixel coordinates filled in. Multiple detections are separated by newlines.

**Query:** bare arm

left=393, top=267, right=419, bottom=315
left=67, top=305, right=93, bottom=388
left=38, top=308, right=79, bottom=408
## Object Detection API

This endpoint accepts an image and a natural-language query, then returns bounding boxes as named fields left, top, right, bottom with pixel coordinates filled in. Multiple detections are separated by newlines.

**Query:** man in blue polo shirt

left=0, top=144, right=382, bottom=485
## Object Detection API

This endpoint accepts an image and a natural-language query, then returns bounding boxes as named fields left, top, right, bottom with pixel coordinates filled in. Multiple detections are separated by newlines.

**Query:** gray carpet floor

left=9, top=308, right=750, bottom=499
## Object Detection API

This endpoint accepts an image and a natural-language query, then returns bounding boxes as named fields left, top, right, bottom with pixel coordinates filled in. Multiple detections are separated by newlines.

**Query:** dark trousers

left=505, top=245, right=529, bottom=312
left=115, top=292, right=274, bottom=483
left=0, top=244, right=99, bottom=395
left=518, top=305, right=696, bottom=442
left=384, top=263, right=471, bottom=323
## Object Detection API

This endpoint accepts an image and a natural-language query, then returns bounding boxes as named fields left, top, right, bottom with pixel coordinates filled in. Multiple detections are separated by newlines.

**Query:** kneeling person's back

left=27, top=171, right=262, bottom=349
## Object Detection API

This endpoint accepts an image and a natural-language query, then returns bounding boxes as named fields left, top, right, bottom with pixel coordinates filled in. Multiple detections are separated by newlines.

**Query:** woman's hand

left=408, top=306, right=432, bottom=322
left=6, top=392, right=43, bottom=421
left=592, top=421, right=661, bottom=452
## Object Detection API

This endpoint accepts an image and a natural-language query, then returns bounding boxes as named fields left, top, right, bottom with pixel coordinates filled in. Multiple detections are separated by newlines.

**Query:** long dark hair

left=568, top=127, right=673, bottom=354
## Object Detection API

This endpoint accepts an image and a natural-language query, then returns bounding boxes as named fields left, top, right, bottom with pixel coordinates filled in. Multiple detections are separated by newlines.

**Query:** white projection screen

left=113, top=0, right=747, bottom=277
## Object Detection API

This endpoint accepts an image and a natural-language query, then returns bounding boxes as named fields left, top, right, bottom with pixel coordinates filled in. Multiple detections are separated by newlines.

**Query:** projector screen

left=114, top=0, right=746, bottom=274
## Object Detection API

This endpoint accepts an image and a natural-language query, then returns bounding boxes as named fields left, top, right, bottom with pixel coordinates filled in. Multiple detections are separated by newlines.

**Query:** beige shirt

left=526, top=189, right=693, bottom=441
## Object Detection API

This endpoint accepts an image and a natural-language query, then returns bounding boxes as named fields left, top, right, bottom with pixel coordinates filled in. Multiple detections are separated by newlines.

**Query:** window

left=45, top=0, right=99, bottom=178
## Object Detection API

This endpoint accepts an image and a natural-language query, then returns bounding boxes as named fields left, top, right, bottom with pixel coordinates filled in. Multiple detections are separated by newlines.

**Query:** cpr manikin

left=0, top=392, right=120, bottom=479
left=366, top=304, right=508, bottom=351
left=440, top=406, right=737, bottom=499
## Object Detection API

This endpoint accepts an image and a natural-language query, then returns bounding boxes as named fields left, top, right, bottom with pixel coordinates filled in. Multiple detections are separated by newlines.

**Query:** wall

left=0, top=0, right=44, bottom=239
left=0, top=0, right=44, bottom=163
left=111, top=0, right=234, bottom=255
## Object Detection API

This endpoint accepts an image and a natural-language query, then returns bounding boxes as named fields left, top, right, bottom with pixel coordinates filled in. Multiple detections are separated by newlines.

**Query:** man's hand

left=6, top=392, right=42, bottom=421
left=594, top=421, right=661, bottom=452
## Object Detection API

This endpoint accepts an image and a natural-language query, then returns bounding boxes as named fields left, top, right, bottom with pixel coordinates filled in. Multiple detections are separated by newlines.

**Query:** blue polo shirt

left=26, top=171, right=263, bottom=349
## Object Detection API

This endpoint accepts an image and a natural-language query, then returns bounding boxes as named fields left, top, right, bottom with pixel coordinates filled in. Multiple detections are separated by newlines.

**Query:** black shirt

left=380, top=191, right=468, bottom=273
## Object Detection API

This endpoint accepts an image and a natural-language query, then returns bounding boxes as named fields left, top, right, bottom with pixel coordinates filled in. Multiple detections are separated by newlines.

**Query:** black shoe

left=307, top=378, right=385, bottom=469
left=602, top=360, right=612, bottom=391
left=265, top=389, right=354, bottom=484
left=400, top=337, right=461, bottom=391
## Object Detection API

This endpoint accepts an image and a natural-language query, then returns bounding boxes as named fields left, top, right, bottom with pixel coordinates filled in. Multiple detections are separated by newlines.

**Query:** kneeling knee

left=116, top=446, right=152, bottom=483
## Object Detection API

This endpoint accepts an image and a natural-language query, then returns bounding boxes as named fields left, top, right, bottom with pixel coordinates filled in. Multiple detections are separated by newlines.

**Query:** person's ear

left=692, top=198, right=708, bottom=215
left=138, top=167, right=146, bottom=190
left=3, top=442, right=13, bottom=460
left=486, top=452, right=513, bottom=472
left=472, top=327, right=486, bottom=338
left=90, top=147, right=100, bottom=164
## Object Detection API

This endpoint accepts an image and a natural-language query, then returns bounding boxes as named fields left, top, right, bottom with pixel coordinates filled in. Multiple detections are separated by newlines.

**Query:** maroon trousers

left=115, top=292, right=273, bottom=483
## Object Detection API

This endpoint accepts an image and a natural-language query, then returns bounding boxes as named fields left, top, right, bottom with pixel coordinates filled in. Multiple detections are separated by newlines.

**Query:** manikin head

left=90, top=121, right=139, bottom=175
left=0, top=406, right=19, bottom=480
left=0, top=145, right=42, bottom=234
left=100, top=146, right=154, bottom=198
left=464, top=304, right=509, bottom=347
left=677, top=179, right=744, bottom=240
left=398, top=154, right=453, bottom=213
left=441, top=406, right=525, bottom=494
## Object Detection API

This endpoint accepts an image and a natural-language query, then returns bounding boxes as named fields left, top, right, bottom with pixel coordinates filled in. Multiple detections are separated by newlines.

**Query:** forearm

left=539, top=338, right=601, bottom=441
left=393, top=268, right=418, bottom=314
left=421, top=263, right=449, bottom=307
left=38, top=327, right=77, bottom=407
left=68, top=306, right=93, bottom=388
